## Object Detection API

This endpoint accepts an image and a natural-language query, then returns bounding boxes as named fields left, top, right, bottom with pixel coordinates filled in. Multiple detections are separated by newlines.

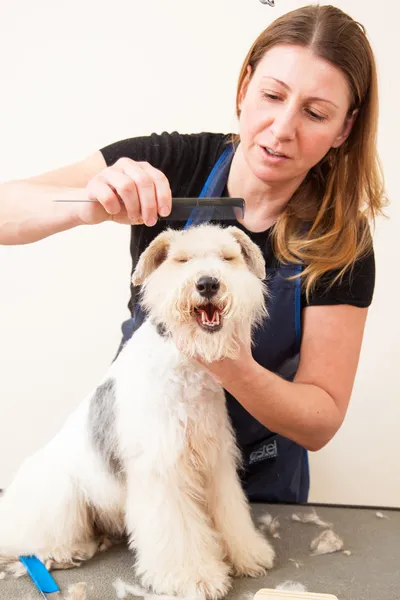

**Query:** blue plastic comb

left=19, top=555, right=62, bottom=598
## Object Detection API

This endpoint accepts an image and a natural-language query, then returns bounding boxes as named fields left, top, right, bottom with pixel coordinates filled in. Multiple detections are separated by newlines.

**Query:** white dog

left=0, top=224, right=275, bottom=599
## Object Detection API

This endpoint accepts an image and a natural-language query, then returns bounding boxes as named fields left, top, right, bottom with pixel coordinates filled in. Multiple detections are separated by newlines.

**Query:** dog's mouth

left=194, top=303, right=223, bottom=333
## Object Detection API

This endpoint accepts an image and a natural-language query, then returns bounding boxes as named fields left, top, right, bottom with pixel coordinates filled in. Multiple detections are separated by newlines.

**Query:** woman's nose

left=269, top=106, right=297, bottom=142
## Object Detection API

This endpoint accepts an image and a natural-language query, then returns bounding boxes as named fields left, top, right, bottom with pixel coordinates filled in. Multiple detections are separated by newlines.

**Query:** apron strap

left=184, top=144, right=236, bottom=229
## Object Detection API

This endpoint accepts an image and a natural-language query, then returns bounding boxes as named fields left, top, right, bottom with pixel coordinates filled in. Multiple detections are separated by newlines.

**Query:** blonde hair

left=234, top=4, right=387, bottom=299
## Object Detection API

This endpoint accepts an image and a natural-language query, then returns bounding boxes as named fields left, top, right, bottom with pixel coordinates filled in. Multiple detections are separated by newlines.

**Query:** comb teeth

left=52, top=197, right=245, bottom=223
left=254, top=589, right=339, bottom=600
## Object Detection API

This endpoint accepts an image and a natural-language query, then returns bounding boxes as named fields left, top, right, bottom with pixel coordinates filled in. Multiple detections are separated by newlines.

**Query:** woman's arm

left=0, top=152, right=108, bottom=245
left=0, top=149, right=173, bottom=245
left=200, top=304, right=369, bottom=451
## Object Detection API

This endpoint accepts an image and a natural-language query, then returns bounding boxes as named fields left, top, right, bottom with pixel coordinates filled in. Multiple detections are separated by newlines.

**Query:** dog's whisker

left=222, top=297, right=233, bottom=318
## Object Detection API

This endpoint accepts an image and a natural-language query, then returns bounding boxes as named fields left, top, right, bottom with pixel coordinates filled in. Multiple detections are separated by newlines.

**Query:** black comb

left=53, top=197, right=245, bottom=222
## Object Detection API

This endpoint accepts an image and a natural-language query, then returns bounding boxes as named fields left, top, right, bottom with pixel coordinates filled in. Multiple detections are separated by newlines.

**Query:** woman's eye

left=306, top=109, right=326, bottom=122
left=262, top=92, right=281, bottom=101
left=261, top=90, right=327, bottom=122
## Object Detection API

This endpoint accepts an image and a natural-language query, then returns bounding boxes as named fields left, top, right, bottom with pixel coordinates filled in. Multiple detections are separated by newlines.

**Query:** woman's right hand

left=80, top=157, right=172, bottom=226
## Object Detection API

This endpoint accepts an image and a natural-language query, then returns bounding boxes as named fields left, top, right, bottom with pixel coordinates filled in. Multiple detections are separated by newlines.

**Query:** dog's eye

left=175, top=257, right=189, bottom=263
left=223, top=256, right=235, bottom=262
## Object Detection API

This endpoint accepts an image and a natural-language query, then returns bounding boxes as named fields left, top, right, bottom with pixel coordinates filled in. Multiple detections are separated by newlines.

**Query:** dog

left=0, top=224, right=275, bottom=599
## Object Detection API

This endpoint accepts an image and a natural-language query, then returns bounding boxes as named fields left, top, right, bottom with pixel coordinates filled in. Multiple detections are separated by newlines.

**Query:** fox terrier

left=0, top=224, right=275, bottom=599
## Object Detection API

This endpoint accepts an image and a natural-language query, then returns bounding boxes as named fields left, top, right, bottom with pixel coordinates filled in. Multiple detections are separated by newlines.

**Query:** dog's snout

left=196, top=276, right=220, bottom=299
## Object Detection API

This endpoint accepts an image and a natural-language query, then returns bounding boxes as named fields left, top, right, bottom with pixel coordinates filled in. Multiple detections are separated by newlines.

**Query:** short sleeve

left=304, top=247, right=376, bottom=308
left=100, top=131, right=182, bottom=172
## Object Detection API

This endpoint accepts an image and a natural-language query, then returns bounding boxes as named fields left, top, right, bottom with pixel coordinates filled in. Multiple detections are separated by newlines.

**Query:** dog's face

left=131, top=225, right=267, bottom=362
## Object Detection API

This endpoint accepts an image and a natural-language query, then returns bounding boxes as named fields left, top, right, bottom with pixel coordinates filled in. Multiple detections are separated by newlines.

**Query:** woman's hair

left=233, top=4, right=387, bottom=299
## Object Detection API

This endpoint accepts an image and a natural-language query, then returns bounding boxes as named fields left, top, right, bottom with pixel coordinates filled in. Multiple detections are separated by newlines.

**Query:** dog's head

left=131, top=224, right=268, bottom=362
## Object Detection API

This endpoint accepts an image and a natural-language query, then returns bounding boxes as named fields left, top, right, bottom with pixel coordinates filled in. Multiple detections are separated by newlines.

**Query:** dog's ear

left=131, top=230, right=176, bottom=286
left=226, top=226, right=266, bottom=280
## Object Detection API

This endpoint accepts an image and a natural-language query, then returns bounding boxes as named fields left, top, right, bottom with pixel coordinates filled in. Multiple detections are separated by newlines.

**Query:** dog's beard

left=141, top=272, right=267, bottom=363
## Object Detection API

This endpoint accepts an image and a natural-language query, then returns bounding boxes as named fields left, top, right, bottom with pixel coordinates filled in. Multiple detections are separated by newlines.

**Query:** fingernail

left=148, top=217, right=157, bottom=227
left=159, top=207, right=170, bottom=217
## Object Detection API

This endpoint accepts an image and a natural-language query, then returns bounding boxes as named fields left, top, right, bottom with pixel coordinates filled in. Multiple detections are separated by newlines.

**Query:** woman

left=0, top=5, right=386, bottom=503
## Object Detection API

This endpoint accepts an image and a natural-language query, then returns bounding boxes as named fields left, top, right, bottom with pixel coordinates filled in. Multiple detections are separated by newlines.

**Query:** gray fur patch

left=156, top=322, right=169, bottom=337
left=89, top=378, right=123, bottom=476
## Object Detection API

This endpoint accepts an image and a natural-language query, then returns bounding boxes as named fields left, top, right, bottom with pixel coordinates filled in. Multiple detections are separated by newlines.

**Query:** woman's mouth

left=260, top=145, right=289, bottom=162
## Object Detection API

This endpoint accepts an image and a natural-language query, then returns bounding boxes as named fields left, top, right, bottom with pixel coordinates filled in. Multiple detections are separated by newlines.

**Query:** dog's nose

left=196, top=276, right=220, bottom=299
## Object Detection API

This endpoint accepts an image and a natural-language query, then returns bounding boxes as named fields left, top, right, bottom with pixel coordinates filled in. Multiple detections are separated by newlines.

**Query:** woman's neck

left=227, top=144, right=304, bottom=233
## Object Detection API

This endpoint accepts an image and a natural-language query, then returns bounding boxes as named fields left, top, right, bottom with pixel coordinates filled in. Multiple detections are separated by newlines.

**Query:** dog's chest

left=116, top=324, right=228, bottom=462
left=158, top=359, right=226, bottom=431
left=164, top=364, right=227, bottom=472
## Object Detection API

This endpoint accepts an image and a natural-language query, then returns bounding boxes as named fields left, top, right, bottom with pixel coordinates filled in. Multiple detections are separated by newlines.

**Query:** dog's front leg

left=210, top=439, right=276, bottom=577
left=124, top=464, right=231, bottom=600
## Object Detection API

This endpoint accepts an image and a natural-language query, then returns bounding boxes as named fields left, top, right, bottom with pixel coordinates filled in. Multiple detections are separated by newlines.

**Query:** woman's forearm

left=223, top=359, right=343, bottom=451
left=0, top=181, right=86, bottom=245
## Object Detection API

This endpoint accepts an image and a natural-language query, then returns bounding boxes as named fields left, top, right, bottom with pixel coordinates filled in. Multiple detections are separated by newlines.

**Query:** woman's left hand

left=177, top=339, right=256, bottom=388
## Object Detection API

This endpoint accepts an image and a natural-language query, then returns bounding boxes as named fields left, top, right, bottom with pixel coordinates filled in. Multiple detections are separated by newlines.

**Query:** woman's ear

left=238, top=65, right=252, bottom=112
left=331, top=108, right=358, bottom=148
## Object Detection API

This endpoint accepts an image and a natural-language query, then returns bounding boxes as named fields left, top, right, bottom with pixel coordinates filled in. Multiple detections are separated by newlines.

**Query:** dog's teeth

left=197, top=307, right=222, bottom=328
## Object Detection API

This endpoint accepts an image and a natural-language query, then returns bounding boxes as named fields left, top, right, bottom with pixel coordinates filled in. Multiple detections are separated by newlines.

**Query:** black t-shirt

left=100, top=131, right=375, bottom=315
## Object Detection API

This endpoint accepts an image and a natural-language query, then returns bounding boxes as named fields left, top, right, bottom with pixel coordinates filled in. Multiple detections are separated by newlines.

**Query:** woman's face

left=237, top=44, right=356, bottom=186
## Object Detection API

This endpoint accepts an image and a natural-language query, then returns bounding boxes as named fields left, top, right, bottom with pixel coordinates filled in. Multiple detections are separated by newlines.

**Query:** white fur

left=258, top=512, right=281, bottom=539
left=291, top=510, right=332, bottom=528
left=0, top=225, right=275, bottom=599
left=275, top=581, right=307, bottom=592
left=310, top=530, right=344, bottom=555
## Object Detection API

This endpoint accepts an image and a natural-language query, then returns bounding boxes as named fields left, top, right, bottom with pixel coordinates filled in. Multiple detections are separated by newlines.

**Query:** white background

left=0, top=0, right=399, bottom=506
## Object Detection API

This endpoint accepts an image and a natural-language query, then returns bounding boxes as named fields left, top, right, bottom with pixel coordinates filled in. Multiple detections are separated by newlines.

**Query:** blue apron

left=116, top=144, right=309, bottom=504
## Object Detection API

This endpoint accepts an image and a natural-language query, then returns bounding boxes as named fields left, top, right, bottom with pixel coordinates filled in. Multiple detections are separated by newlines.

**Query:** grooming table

left=1, top=503, right=399, bottom=600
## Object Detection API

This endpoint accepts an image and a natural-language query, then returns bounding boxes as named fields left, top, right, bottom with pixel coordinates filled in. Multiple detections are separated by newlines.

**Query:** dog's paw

left=228, top=533, right=275, bottom=577
left=139, top=559, right=232, bottom=600
left=194, top=563, right=232, bottom=600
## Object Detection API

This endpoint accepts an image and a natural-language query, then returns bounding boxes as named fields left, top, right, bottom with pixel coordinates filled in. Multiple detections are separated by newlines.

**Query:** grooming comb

left=53, top=197, right=245, bottom=223
left=19, top=555, right=63, bottom=598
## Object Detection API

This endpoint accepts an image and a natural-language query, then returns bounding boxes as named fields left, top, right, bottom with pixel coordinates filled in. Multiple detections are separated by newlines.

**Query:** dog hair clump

left=288, top=558, right=303, bottom=568
left=291, top=509, right=332, bottom=528
left=275, top=580, right=307, bottom=592
left=65, top=582, right=88, bottom=600
left=376, top=511, right=389, bottom=520
left=258, top=512, right=281, bottom=538
left=310, top=529, right=344, bottom=555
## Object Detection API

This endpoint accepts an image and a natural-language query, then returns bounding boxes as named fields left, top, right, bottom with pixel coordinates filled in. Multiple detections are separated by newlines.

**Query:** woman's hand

left=79, top=158, right=172, bottom=227
left=179, top=338, right=256, bottom=389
